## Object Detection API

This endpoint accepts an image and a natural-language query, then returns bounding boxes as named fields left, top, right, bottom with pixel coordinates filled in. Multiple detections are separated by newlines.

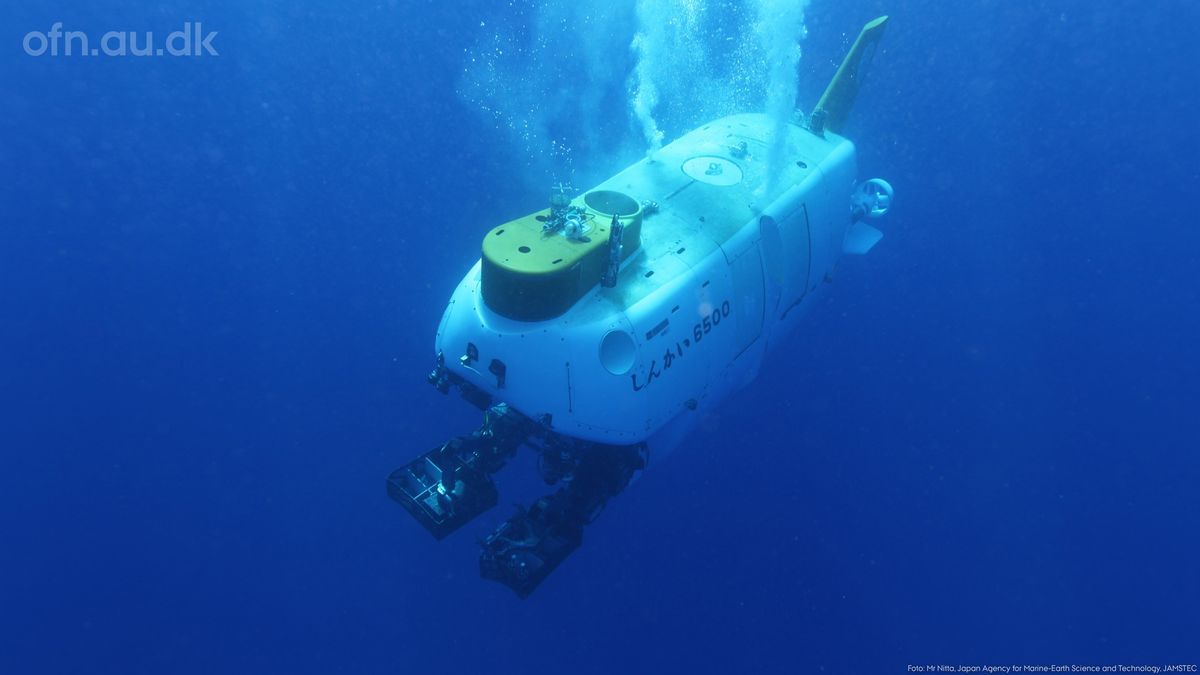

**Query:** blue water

left=3, top=1, right=1198, bottom=673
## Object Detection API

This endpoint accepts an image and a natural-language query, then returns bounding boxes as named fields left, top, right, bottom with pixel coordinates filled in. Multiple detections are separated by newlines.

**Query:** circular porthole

left=599, top=330, right=637, bottom=375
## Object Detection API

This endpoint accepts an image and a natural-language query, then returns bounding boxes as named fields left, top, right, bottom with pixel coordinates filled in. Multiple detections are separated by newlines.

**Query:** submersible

left=388, top=16, right=894, bottom=597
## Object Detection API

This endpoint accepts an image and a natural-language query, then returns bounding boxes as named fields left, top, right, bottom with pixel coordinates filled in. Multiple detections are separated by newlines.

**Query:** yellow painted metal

left=480, top=195, right=643, bottom=321
left=482, top=210, right=602, bottom=275
left=812, top=15, right=889, bottom=133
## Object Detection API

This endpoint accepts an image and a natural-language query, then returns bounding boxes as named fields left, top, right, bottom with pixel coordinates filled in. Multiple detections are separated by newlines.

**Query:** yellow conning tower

left=481, top=190, right=643, bottom=321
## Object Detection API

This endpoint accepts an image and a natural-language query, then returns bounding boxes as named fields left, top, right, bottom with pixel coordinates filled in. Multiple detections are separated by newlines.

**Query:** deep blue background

left=3, top=1, right=1198, bottom=673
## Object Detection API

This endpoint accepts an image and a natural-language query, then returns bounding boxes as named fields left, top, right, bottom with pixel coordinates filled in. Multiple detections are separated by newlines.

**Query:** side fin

left=843, top=222, right=883, bottom=255
left=812, top=15, right=889, bottom=133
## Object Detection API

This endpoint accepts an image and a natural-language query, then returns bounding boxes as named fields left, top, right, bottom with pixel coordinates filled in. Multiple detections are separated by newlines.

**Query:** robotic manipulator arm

left=387, top=390, right=646, bottom=597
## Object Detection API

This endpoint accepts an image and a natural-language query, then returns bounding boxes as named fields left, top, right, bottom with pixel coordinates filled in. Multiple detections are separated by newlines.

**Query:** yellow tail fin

left=812, top=15, right=889, bottom=133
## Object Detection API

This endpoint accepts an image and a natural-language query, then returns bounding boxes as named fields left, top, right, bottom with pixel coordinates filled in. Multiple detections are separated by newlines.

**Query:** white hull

left=435, top=113, right=866, bottom=448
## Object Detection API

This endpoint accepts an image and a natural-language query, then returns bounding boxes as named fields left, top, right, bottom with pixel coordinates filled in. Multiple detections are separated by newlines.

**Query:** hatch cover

left=682, top=156, right=743, bottom=187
